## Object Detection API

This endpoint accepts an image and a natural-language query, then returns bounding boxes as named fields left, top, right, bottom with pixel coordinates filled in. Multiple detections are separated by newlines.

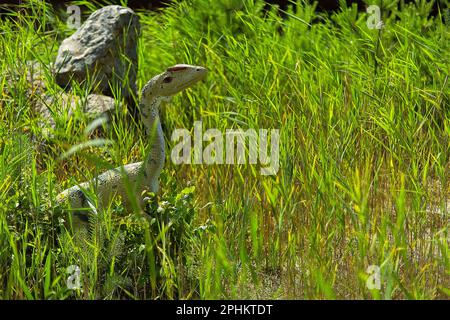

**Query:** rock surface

left=54, top=5, right=140, bottom=102
left=4, top=61, right=119, bottom=130
left=4, top=61, right=54, bottom=98
left=34, top=92, right=118, bottom=129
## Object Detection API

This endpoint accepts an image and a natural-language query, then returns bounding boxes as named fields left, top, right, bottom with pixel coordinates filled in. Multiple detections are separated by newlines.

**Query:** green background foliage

left=0, top=0, right=448, bottom=299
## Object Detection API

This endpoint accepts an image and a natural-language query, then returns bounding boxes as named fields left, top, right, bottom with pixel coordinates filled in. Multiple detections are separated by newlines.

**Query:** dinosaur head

left=141, top=64, right=207, bottom=101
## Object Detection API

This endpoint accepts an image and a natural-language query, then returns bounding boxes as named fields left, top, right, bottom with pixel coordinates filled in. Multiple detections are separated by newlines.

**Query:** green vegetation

left=0, top=0, right=448, bottom=299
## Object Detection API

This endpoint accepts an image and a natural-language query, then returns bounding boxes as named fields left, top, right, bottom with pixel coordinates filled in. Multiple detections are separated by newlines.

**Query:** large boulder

left=4, top=61, right=54, bottom=98
left=54, top=5, right=140, bottom=103
left=4, top=61, right=119, bottom=130
left=34, top=92, right=119, bottom=130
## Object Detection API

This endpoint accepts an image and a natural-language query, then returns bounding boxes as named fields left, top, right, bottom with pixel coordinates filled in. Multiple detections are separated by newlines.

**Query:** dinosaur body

left=57, top=64, right=207, bottom=228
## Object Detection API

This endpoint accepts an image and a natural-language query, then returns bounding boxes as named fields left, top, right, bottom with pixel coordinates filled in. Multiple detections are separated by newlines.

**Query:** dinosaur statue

left=56, top=64, right=207, bottom=230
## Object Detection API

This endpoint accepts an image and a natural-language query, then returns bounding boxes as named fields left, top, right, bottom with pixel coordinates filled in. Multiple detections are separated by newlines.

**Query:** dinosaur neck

left=139, top=95, right=165, bottom=192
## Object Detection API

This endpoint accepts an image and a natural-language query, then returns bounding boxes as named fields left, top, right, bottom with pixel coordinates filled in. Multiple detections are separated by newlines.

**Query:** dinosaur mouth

left=180, top=73, right=207, bottom=90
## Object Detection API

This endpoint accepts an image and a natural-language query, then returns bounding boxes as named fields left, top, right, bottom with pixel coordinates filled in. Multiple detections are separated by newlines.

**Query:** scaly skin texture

left=57, top=64, right=207, bottom=229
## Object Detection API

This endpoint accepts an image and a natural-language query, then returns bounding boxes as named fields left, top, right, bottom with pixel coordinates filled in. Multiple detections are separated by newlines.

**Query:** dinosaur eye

left=163, top=76, right=173, bottom=83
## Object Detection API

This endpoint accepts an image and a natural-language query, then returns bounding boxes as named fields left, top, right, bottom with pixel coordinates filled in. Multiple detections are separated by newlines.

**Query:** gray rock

left=4, top=61, right=54, bottom=98
left=54, top=5, right=140, bottom=102
left=34, top=92, right=119, bottom=129
left=24, top=61, right=53, bottom=95
left=84, top=94, right=119, bottom=115
left=4, top=60, right=120, bottom=142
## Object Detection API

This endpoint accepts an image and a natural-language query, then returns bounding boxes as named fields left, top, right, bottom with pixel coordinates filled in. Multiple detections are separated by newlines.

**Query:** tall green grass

left=0, top=0, right=448, bottom=299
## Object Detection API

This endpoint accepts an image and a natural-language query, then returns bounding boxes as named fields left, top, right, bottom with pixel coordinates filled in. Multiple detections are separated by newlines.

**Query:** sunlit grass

left=0, top=0, right=448, bottom=299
